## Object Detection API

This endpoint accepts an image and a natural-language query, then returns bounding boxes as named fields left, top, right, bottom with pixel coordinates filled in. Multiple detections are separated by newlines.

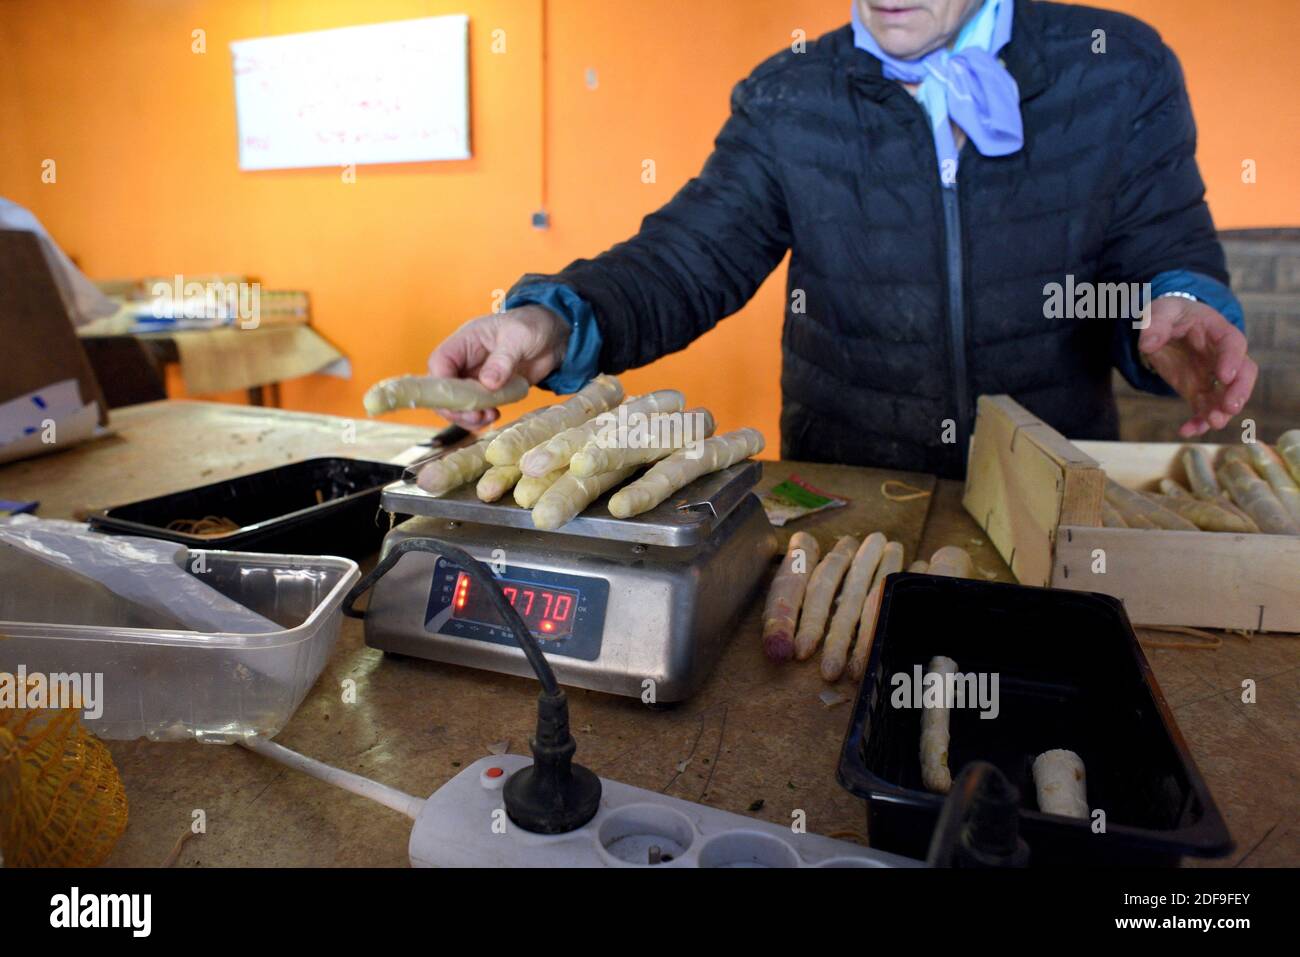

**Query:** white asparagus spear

left=364, top=374, right=529, bottom=416
left=1223, top=495, right=1263, bottom=530
left=477, top=465, right=522, bottom=502
left=1106, top=494, right=1156, bottom=528
left=793, top=536, right=859, bottom=661
left=1221, top=445, right=1250, bottom=467
left=927, top=545, right=973, bottom=578
left=920, top=655, right=958, bottom=794
left=1218, top=459, right=1300, bottom=535
left=762, top=532, right=822, bottom=663
left=514, top=468, right=567, bottom=508
left=1149, top=493, right=1257, bottom=533
left=819, top=533, right=887, bottom=682
left=570, top=407, right=716, bottom=477
left=424, top=407, right=546, bottom=498
left=1182, top=447, right=1222, bottom=500
left=1032, top=749, right=1088, bottom=818
left=1147, top=472, right=1248, bottom=532
left=1101, top=501, right=1128, bottom=528
left=486, top=375, right=624, bottom=466
left=519, top=419, right=609, bottom=479
left=532, top=467, right=637, bottom=531
left=846, top=541, right=906, bottom=681
left=1245, top=443, right=1300, bottom=523
left=415, top=431, right=499, bottom=496
left=1178, top=449, right=1259, bottom=529
left=519, top=390, right=685, bottom=477
left=1279, top=430, right=1300, bottom=485
left=1105, top=480, right=1197, bottom=530
left=1159, top=478, right=1192, bottom=498
left=607, top=428, right=764, bottom=519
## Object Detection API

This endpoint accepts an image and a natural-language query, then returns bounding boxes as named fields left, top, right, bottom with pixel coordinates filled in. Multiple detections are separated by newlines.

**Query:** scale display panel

left=424, top=558, right=609, bottom=661
left=451, top=572, right=578, bottom=638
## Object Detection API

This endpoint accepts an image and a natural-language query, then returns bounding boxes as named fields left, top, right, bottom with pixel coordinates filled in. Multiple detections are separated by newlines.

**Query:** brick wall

left=1113, top=228, right=1300, bottom=443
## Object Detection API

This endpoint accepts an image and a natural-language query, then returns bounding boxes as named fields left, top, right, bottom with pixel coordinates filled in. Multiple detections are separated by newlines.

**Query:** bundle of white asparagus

left=763, top=530, right=976, bottom=682
left=395, top=375, right=765, bottom=531
left=1101, top=441, right=1300, bottom=536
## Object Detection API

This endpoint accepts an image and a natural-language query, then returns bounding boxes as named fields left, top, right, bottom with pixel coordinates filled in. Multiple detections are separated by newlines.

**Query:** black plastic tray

left=837, top=573, right=1233, bottom=867
left=88, top=457, right=403, bottom=560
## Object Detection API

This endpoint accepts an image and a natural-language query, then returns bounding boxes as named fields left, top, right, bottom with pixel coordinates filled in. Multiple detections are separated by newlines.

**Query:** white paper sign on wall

left=230, top=15, right=470, bottom=171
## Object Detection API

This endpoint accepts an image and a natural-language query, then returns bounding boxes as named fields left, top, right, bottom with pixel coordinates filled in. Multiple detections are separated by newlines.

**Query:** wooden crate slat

left=963, top=396, right=1104, bottom=586
left=1053, top=525, right=1300, bottom=632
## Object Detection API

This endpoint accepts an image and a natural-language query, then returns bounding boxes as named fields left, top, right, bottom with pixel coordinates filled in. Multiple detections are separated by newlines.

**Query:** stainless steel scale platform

left=364, top=460, right=778, bottom=700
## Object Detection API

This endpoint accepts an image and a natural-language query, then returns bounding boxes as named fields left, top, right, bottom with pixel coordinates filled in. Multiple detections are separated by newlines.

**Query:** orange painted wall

left=2, top=0, right=1297, bottom=448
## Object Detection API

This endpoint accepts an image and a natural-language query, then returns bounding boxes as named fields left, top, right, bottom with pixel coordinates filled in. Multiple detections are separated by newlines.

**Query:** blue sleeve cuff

left=1113, top=269, right=1245, bottom=396
left=504, top=283, right=603, bottom=395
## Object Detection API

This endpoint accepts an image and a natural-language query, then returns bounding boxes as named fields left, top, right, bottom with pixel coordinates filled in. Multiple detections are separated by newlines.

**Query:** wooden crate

left=963, top=395, right=1300, bottom=633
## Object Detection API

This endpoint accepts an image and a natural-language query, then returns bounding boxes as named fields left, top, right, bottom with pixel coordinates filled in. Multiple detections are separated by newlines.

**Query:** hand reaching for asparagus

left=1139, top=296, right=1257, bottom=438
left=425, top=305, right=572, bottom=429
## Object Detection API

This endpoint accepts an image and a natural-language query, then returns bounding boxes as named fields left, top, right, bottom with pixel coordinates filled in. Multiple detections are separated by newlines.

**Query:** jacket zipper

left=858, top=75, right=973, bottom=458
left=941, top=185, right=971, bottom=451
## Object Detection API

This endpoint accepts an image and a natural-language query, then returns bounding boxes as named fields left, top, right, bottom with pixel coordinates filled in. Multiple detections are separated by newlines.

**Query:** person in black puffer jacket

left=428, top=0, right=1256, bottom=479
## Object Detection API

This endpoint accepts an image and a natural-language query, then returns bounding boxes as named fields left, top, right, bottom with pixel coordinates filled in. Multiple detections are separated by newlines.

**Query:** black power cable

left=344, top=535, right=601, bottom=833
left=344, top=536, right=558, bottom=696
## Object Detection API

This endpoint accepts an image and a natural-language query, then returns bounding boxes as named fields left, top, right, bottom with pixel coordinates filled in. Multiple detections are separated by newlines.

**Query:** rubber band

left=826, top=829, right=870, bottom=845
left=162, top=828, right=196, bottom=867
left=165, top=515, right=241, bottom=536
left=880, top=480, right=932, bottom=503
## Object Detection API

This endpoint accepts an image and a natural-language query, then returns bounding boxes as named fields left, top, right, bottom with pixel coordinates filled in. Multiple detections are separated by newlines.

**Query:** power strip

left=410, top=755, right=924, bottom=868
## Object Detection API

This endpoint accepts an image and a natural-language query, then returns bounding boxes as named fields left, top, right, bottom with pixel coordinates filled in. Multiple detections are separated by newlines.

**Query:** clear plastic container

left=0, top=551, right=359, bottom=742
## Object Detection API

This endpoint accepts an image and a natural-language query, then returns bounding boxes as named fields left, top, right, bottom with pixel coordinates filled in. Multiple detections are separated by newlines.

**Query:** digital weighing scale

left=363, top=460, right=777, bottom=700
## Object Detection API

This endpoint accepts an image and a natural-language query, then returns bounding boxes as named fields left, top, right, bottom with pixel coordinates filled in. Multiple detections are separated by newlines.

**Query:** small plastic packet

left=758, top=475, right=850, bottom=527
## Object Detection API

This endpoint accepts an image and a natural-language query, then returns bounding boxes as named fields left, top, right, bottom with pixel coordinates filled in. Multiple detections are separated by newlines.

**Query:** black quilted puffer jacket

left=511, top=0, right=1229, bottom=477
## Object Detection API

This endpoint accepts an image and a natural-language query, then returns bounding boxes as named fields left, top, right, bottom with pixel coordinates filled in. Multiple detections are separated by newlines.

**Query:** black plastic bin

left=88, top=457, right=404, bottom=560
left=837, top=573, right=1233, bottom=867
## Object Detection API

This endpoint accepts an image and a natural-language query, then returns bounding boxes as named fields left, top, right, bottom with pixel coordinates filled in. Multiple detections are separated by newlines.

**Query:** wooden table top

left=2, top=400, right=1293, bottom=867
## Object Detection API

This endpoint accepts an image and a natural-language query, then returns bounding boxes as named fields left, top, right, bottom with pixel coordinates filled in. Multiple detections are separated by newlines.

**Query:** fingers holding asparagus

left=365, top=374, right=530, bottom=416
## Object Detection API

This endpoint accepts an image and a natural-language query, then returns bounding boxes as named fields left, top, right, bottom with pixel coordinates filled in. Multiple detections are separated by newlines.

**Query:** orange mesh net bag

left=0, top=701, right=129, bottom=867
